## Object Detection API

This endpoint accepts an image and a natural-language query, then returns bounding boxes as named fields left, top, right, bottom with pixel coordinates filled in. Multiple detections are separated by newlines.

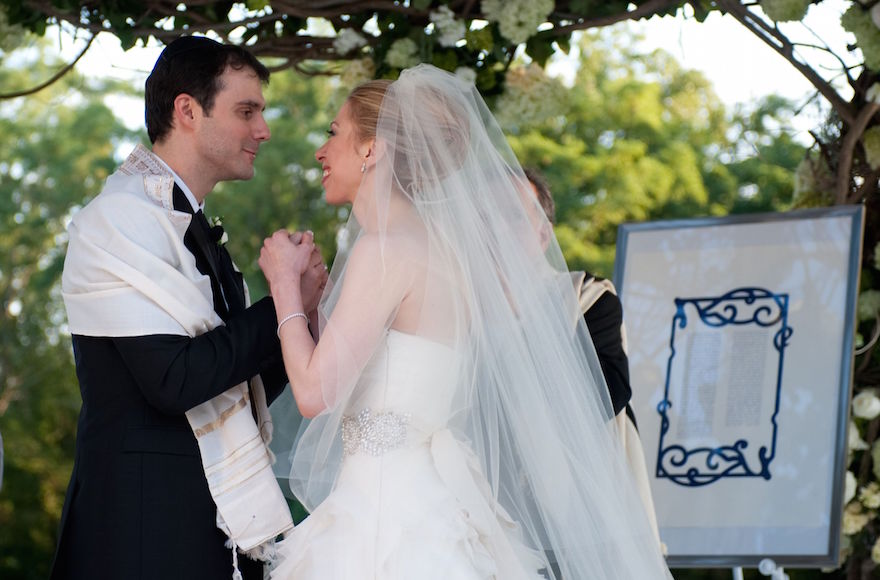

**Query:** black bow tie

left=190, top=209, right=244, bottom=314
left=192, top=210, right=217, bottom=242
left=192, top=211, right=225, bottom=254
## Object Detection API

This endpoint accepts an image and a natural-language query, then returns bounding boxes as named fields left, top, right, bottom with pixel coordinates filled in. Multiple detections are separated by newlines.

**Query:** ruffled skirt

left=270, top=431, right=545, bottom=579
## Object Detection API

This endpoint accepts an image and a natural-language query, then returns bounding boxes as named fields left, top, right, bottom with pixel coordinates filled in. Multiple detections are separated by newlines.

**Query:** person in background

left=524, top=166, right=664, bottom=560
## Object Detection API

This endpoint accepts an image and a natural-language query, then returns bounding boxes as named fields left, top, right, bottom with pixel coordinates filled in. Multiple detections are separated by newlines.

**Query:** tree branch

left=19, top=0, right=682, bottom=68
left=801, top=20, right=856, bottom=87
left=0, top=34, right=95, bottom=100
left=549, top=0, right=682, bottom=36
left=716, top=0, right=855, bottom=127
left=838, top=102, right=880, bottom=204
left=791, top=41, right=858, bottom=82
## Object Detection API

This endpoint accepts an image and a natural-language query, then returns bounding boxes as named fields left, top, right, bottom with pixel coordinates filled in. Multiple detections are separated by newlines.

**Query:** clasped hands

left=259, top=229, right=328, bottom=313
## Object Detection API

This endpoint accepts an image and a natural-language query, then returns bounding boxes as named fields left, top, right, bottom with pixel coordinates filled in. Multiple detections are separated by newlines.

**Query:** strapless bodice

left=344, top=330, right=462, bottom=446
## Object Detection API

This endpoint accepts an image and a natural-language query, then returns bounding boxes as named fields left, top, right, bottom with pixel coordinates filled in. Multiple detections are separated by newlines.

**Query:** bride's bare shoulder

left=349, top=229, right=428, bottom=265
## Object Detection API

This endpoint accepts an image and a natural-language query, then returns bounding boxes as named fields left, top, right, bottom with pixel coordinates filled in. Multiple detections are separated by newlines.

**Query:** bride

left=258, top=64, right=672, bottom=579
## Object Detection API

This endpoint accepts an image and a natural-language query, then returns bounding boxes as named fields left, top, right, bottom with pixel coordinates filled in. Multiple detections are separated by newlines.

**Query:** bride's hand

left=259, top=230, right=315, bottom=294
left=301, top=245, right=328, bottom=313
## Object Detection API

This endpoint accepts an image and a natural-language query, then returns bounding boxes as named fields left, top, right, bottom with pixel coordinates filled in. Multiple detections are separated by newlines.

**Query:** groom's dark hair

left=145, top=35, right=270, bottom=144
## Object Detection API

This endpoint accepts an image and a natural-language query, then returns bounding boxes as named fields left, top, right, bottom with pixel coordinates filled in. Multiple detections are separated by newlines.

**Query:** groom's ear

left=173, top=93, right=199, bottom=131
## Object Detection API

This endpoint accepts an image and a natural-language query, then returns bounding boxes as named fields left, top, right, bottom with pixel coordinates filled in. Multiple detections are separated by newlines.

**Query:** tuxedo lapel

left=216, top=242, right=246, bottom=315
left=173, top=185, right=258, bottom=422
left=173, top=185, right=229, bottom=320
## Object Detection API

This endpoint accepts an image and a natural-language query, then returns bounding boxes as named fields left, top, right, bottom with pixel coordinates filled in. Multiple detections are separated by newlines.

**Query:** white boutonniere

left=209, top=215, right=229, bottom=245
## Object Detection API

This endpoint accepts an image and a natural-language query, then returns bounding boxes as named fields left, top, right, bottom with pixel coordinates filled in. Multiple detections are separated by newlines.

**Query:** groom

left=50, top=36, right=325, bottom=579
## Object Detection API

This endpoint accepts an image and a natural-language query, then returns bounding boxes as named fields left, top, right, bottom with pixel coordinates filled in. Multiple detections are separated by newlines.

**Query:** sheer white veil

left=272, top=64, right=671, bottom=579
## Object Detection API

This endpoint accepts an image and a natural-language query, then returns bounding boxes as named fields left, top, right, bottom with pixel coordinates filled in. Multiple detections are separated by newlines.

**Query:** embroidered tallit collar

left=120, top=144, right=203, bottom=213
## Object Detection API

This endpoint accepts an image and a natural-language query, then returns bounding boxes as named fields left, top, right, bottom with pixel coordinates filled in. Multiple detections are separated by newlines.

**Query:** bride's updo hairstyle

left=347, top=79, right=392, bottom=144
left=349, top=74, right=471, bottom=199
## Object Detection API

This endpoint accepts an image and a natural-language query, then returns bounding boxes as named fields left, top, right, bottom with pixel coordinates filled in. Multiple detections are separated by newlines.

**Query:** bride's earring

left=361, top=160, right=367, bottom=173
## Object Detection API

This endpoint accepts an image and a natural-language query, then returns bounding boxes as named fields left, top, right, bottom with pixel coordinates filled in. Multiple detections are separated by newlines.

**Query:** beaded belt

left=341, top=408, right=412, bottom=456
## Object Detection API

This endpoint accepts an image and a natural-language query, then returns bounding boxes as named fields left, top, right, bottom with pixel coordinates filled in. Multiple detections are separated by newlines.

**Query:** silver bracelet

left=276, top=312, right=308, bottom=338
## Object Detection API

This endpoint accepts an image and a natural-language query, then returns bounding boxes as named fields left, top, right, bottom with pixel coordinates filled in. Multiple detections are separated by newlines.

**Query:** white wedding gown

left=270, top=330, right=546, bottom=579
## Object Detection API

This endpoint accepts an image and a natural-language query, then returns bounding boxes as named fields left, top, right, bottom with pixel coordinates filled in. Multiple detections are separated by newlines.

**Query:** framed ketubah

left=613, top=205, right=864, bottom=568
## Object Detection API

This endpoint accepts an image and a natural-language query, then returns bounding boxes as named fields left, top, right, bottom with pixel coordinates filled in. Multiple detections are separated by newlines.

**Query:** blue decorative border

left=656, top=287, right=792, bottom=487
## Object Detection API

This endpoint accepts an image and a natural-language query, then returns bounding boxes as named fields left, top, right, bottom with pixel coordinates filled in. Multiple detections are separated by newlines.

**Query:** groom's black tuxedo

left=50, top=185, right=287, bottom=580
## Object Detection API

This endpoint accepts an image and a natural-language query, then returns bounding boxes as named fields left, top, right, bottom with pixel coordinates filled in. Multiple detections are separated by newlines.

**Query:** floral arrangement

left=209, top=215, right=228, bottom=246
left=339, top=57, right=376, bottom=90
left=429, top=5, right=465, bottom=48
left=384, top=37, right=421, bottom=70
left=494, top=63, right=566, bottom=130
left=842, top=4, right=880, bottom=72
left=481, top=0, right=554, bottom=44
left=332, top=28, right=368, bottom=56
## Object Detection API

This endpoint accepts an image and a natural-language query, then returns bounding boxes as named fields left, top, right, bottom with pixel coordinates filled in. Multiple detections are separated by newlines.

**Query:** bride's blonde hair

left=347, top=80, right=392, bottom=143
left=348, top=76, right=470, bottom=198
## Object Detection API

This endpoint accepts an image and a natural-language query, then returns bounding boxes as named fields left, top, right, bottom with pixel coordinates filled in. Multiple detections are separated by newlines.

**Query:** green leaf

left=554, top=36, right=571, bottom=55
left=117, top=28, right=136, bottom=51
left=432, top=49, right=458, bottom=72
left=282, top=16, right=306, bottom=35
left=465, top=27, right=494, bottom=53
left=525, top=34, right=554, bottom=68
left=687, top=0, right=713, bottom=22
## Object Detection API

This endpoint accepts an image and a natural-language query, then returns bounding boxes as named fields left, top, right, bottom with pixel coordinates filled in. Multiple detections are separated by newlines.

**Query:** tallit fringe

left=225, top=536, right=279, bottom=562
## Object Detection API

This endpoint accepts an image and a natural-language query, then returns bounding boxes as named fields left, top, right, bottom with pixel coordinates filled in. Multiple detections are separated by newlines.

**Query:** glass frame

left=613, top=205, right=864, bottom=568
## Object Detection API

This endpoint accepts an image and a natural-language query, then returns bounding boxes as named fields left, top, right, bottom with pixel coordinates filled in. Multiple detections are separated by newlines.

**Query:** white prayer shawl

left=62, top=145, right=293, bottom=564
left=570, top=270, right=665, bottom=555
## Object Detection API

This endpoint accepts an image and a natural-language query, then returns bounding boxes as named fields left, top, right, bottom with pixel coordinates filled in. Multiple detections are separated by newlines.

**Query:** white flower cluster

left=851, top=421, right=870, bottom=452
left=846, top=470, right=858, bottom=504
left=430, top=5, right=465, bottom=48
left=842, top=5, right=880, bottom=72
left=873, top=442, right=880, bottom=481
left=481, top=0, right=553, bottom=44
left=209, top=216, right=228, bottom=245
left=854, top=389, right=880, bottom=420
left=843, top=502, right=873, bottom=535
left=858, top=289, right=880, bottom=322
left=455, top=66, right=477, bottom=85
left=860, top=482, right=880, bottom=509
left=333, top=28, right=368, bottom=55
left=339, top=57, right=376, bottom=89
left=759, top=0, right=810, bottom=23
left=495, top=63, right=565, bottom=130
left=385, top=38, right=420, bottom=69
